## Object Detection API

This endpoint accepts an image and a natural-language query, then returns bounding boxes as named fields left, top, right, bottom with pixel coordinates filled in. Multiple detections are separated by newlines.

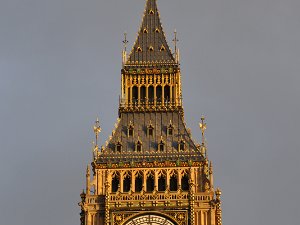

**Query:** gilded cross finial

left=93, top=118, right=101, bottom=146
left=123, top=32, right=129, bottom=52
left=199, top=116, right=207, bottom=145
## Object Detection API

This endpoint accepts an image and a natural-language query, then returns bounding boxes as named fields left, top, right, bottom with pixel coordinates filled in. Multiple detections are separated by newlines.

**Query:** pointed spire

left=126, top=0, right=176, bottom=65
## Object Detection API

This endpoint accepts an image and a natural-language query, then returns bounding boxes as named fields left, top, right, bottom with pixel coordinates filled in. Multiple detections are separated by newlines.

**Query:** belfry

left=79, top=1, right=223, bottom=225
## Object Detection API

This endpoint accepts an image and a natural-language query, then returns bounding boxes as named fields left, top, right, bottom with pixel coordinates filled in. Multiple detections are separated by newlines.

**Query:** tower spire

left=126, top=0, right=176, bottom=65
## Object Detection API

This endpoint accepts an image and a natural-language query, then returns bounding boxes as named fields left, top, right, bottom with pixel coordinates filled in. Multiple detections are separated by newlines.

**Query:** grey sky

left=0, top=0, right=299, bottom=225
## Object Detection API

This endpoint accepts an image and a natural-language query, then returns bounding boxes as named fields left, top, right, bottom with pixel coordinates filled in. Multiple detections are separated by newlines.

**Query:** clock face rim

left=122, top=212, right=178, bottom=225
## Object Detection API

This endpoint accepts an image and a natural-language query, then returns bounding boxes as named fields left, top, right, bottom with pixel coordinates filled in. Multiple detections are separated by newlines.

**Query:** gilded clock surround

left=79, top=1, right=222, bottom=225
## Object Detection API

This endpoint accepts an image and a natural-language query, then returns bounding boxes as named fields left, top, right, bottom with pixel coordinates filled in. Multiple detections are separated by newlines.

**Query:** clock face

left=124, top=214, right=175, bottom=225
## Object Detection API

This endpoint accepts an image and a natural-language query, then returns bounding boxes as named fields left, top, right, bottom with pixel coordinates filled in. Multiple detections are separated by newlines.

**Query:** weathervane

left=172, top=29, right=179, bottom=61
left=199, top=116, right=207, bottom=145
left=122, top=32, right=129, bottom=65
left=123, top=32, right=129, bottom=52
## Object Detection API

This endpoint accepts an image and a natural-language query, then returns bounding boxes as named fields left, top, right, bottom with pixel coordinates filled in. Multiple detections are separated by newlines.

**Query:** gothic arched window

left=128, top=122, right=134, bottom=137
left=132, top=86, right=138, bottom=103
left=178, top=139, right=185, bottom=151
left=148, top=85, right=154, bottom=103
left=158, top=174, right=166, bottom=191
left=158, top=139, right=165, bottom=152
left=167, top=121, right=174, bottom=136
left=135, top=172, right=143, bottom=192
left=146, top=173, right=155, bottom=192
left=123, top=173, right=131, bottom=192
left=111, top=173, right=120, bottom=193
left=115, top=141, right=122, bottom=153
left=141, top=86, right=146, bottom=103
left=164, top=85, right=170, bottom=103
left=181, top=174, right=189, bottom=191
left=147, top=122, right=154, bottom=137
left=135, top=139, right=142, bottom=152
left=170, top=174, right=178, bottom=191
left=156, top=85, right=162, bottom=103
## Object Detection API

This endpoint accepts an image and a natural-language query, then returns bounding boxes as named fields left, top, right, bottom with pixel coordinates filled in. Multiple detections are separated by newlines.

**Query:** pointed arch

left=111, top=172, right=120, bottom=193
left=135, top=171, right=143, bottom=192
left=164, top=85, right=170, bottom=102
left=181, top=173, right=189, bottom=191
left=158, top=170, right=166, bottom=191
left=156, top=85, right=162, bottom=103
left=169, top=171, right=178, bottom=191
left=123, top=171, right=131, bottom=192
left=146, top=171, right=155, bottom=192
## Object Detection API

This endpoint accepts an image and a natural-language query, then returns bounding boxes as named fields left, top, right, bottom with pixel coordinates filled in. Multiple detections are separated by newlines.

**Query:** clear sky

left=1, top=0, right=299, bottom=225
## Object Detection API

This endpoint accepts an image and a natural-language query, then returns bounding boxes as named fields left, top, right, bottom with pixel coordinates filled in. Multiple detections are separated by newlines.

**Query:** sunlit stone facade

left=79, top=1, right=222, bottom=225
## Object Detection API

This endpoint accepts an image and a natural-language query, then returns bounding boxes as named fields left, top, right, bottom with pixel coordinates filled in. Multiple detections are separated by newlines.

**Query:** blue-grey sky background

left=1, top=0, right=299, bottom=225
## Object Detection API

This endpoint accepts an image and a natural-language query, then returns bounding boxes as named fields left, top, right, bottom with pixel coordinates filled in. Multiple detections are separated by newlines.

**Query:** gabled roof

left=126, top=0, right=176, bottom=65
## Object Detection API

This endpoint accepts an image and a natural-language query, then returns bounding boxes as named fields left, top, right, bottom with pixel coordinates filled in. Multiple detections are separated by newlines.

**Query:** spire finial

left=93, top=118, right=101, bottom=146
left=172, top=29, right=179, bottom=62
left=199, top=116, right=207, bottom=145
left=123, top=32, right=129, bottom=52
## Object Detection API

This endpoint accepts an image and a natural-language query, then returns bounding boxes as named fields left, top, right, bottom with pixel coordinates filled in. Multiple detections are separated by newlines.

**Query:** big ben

left=78, top=1, right=223, bottom=225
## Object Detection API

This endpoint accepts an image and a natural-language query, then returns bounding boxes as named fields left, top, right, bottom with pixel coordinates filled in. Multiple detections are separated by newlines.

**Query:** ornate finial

left=86, top=165, right=90, bottom=175
left=123, top=32, right=129, bottom=52
left=216, top=188, right=222, bottom=200
left=199, top=116, right=207, bottom=145
left=122, top=32, right=129, bottom=65
left=93, top=118, right=101, bottom=146
left=172, top=29, right=179, bottom=62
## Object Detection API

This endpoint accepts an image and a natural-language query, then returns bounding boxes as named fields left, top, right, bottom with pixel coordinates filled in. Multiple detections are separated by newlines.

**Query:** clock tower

left=78, top=1, right=223, bottom=225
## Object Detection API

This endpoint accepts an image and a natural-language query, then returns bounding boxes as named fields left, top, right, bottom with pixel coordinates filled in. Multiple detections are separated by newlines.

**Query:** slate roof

left=97, top=112, right=203, bottom=164
left=126, top=0, right=176, bottom=65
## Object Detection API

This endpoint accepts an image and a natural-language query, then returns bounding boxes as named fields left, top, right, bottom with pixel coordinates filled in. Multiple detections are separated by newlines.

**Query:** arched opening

left=128, top=123, right=134, bottom=137
left=132, top=86, right=138, bottom=104
left=112, top=175, right=120, bottom=193
left=148, top=126, right=154, bottom=137
left=146, top=173, right=155, bottom=192
left=158, top=140, right=165, bottom=152
left=181, top=174, right=189, bottom=191
left=136, top=141, right=142, bottom=152
left=170, top=174, right=178, bottom=191
left=156, top=85, right=162, bottom=103
left=164, top=85, right=170, bottom=103
left=141, top=86, right=146, bottom=103
left=123, top=175, right=131, bottom=192
left=148, top=85, right=154, bottom=104
left=179, top=140, right=185, bottom=151
left=135, top=173, right=143, bottom=192
left=115, top=142, right=122, bottom=153
left=158, top=175, right=166, bottom=191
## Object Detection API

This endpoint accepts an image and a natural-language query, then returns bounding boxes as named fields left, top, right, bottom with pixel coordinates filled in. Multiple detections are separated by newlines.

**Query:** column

left=143, top=171, right=147, bottom=192
left=146, top=85, right=149, bottom=106
left=120, top=173, right=123, bottom=192
left=166, top=170, right=170, bottom=190
left=138, top=85, right=141, bottom=105
left=154, top=171, right=158, bottom=191
left=154, top=85, right=157, bottom=106
left=132, top=172, right=135, bottom=192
